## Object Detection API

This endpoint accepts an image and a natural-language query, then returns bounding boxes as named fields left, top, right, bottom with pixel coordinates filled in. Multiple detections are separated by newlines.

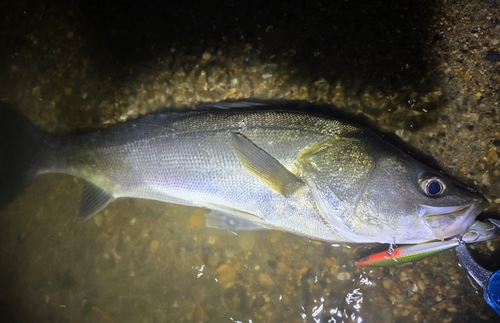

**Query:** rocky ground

left=0, top=0, right=499, bottom=322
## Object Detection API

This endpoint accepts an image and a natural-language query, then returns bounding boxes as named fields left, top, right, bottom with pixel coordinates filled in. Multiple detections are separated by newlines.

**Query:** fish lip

left=419, top=198, right=488, bottom=240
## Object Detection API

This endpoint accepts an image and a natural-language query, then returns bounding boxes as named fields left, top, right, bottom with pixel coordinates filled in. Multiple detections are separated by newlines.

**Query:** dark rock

left=484, top=50, right=500, bottom=62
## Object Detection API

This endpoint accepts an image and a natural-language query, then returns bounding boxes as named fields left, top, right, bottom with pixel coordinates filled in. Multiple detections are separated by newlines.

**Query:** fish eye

left=420, top=177, right=445, bottom=197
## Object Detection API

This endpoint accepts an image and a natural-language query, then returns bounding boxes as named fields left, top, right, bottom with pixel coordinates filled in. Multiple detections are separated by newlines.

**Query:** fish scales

left=48, top=111, right=358, bottom=241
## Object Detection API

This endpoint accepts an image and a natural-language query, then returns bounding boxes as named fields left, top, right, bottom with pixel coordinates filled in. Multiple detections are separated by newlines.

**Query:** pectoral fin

left=230, top=132, right=303, bottom=196
left=78, top=182, right=115, bottom=221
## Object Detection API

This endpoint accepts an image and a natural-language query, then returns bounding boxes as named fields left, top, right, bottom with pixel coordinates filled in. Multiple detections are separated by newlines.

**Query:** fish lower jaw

left=420, top=203, right=479, bottom=240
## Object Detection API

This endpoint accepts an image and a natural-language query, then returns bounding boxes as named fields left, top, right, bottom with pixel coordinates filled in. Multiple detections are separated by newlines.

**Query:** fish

left=357, top=219, right=499, bottom=266
left=0, top=101, right=489, bottom=244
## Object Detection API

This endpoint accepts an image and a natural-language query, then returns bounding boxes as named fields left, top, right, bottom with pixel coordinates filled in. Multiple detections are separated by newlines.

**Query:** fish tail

left=0, top=102, right=52, bottom=208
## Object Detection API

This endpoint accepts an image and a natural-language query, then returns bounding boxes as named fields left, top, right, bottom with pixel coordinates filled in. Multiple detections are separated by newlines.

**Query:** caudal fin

left=0, top=102, right=50, bottom=208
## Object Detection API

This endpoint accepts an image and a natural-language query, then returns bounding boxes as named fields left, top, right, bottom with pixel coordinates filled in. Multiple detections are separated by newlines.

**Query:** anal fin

left=78, top=182, right=115, bottom=221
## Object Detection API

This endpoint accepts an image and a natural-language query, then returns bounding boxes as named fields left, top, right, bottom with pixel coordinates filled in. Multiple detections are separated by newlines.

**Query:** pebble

left=149, top=239, right=160, bottom=254
left=417, top=280, right=426, bottom=291
left=382, top=278, right=392, bottom=289
left=486, top=150, right=498, bottom=164
left=188, top=213, right=204, bottom=227
left=93, top=214, right=103, bottom=227
left=323, top=258, right=334, bottom=268
left=202, top=52, right=212, bottom=60
left=258, top=273, right=274, bottom=286
left=484, top=50, right=500, bottom=62
left=400, top=308, right=410, bottom=317
left=277, top=261, right=290, bottom=275
left=294, top=259, right=310, bottom=277
left=336, top=272, right=351, bottom=281
left=216, top=263, right=237, bottom=288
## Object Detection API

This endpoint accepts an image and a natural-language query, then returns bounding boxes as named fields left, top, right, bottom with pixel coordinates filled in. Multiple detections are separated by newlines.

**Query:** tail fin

left=0, top=102, right=51, bottom=208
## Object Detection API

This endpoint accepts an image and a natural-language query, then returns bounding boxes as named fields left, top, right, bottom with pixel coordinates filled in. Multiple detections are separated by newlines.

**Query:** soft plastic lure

left=357, top=220, right=499, bottom=267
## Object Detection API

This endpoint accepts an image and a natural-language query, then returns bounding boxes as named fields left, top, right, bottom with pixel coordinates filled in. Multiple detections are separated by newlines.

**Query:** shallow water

left=1, top=0, right=500, bottom=322
left=1, top=174, right=497, bottom=323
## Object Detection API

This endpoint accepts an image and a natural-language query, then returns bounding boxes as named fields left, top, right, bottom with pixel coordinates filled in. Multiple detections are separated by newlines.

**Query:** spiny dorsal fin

left=78, top=182, right=115, bottom=221
left=230, top=132, right=303, bottom=196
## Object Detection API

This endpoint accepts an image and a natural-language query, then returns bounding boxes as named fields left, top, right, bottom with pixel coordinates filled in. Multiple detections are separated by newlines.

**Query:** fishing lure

left=357, top=220, right=498, bottom=267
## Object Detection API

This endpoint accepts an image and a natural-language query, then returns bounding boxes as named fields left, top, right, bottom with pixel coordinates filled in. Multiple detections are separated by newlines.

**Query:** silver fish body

left=0, top=102, right=488, bottom=244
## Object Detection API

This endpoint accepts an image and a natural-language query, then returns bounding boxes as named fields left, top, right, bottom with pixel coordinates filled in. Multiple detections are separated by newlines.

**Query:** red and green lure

left=357, top=220, right=499, bottom=267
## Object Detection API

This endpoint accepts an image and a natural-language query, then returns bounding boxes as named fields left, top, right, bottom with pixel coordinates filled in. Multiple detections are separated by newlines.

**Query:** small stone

left=281, top=294, right=290, bottom=305
left=336, top=272, right=351, bottom=281
left=447, top=267, right=457, bottom=276
left=417, top=280, right=426, bottom=291
left=486, top=150, right=498, bottom=164
left=484, top=50, right=500, bottom=62
left=149, top=240, right=160, bottom=253
left=93, top=214, right=103, bottom=227
left=277, top=261, right=290, bottom=274
left=202, top=52, right=212, bottom=60
left=189, top=213, right=204, bottom=227
left=382, top=278, right=392, bottom=289
left=216, top=263, right=236, bottom=288
left=295, top=259, right=310, bottom=276
left=258, top=273, right=274, bottom=286
left=130, top=217, right=136, bottom=226
left=324, top=258, right=334, bottom=268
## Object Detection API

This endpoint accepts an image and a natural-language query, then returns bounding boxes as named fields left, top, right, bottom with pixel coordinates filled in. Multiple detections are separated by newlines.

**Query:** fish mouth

left=419, top=198, right=488, bottom=240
